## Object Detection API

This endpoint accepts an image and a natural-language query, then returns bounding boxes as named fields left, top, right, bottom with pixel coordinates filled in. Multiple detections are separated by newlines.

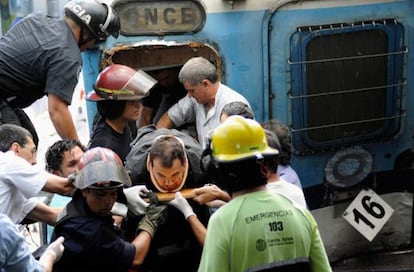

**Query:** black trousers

left=0, top=98, right=39, bottom=147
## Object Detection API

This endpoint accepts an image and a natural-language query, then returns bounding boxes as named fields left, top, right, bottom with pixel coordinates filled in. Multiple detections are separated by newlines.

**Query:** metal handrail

left=288, top=81, right=406, bottom=99
left=288, top=47, right=408, bottom=65
left=291, top=114, right=406, bottom=133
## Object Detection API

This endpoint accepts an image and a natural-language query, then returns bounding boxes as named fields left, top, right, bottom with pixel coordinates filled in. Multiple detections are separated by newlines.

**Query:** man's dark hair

left=216, top=157, right=268, bottom=194
left=45, top=139, right=86, bottom=172
left=262, top=119, right=292, bottom=165
left=149, top=136, right=186, bottom=167
left=0, top=124, right=32, bottom=152
left=221, top=101, right=254, bottom=120
left=97, top=100, right=127, bottom=119
left=263, top=129, right=280, bottom=174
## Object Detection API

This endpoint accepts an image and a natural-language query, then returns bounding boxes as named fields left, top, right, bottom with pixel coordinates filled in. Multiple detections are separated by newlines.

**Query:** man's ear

left=53, top=169, right=63, bottom=177
left=10, top=142, right=20, bottom=153
left=260, top=164, right=269, bottom=178
left=202, top=79, right=210, bottom=87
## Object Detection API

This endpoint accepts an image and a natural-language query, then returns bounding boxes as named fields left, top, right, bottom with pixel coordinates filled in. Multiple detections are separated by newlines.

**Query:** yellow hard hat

left=211, top=115, right=279, bottom=162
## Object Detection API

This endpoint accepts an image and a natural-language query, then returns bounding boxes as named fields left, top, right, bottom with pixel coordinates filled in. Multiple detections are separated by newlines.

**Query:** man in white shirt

left=0, top=124, right=74, bottom=224
left=156, top=57, right=250, bottom=148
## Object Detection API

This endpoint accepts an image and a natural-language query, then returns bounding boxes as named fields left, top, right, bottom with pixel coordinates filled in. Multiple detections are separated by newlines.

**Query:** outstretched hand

left=193, top=184, right=230, bottom=207
left=168, top=192, right=195, bottom=219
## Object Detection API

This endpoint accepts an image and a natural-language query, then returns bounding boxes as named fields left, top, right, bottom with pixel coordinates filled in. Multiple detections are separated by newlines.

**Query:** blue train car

left=83, top=0, right=414, bottom=269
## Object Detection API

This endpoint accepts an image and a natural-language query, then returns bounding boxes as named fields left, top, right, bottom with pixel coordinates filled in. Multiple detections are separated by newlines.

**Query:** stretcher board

left=143, top=188, right=196, bottom=202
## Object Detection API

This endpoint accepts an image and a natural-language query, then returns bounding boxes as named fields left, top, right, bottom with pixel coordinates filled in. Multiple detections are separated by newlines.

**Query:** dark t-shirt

left=88, top=117, right=133, bottom=163
left=141, top=84, right=187, bottom=124
left=0, top=14, right=81, bottom=107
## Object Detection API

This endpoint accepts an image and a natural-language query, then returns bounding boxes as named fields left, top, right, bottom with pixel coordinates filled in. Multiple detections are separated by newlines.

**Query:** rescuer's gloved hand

left=141, top=190, right=159, bottom=205
left=39, top=236, right=65, bottom=264
left=168, top=192, right=195, bottom=220
left=111, top=202, right=128, bottom=218
left=137, top=203, right=168, bottom=238
left=123, top=185, right=150, bottom=215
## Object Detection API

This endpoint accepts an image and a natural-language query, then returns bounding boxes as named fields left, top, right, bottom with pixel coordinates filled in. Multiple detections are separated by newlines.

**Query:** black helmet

left=64, top=0, right=120, bottom=42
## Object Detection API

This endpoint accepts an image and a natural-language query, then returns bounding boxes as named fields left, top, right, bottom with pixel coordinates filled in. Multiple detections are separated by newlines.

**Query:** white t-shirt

left=0, top=151, right=48, bottom=223
left=266, top=178, right=308, bottom=209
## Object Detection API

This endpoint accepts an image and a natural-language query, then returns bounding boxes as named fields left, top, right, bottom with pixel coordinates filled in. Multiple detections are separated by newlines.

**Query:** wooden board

left=144, top=188, right=196, bottom=203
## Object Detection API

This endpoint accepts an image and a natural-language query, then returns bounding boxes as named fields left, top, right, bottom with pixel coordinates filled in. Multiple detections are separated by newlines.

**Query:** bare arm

left=130, top=204, right=168, bottom=267
left=193, top=184, right=231, bottom=205
left=156, top=112, right=174, bottom=129
left=130, top=231, right=152, bottom=267
left=48, top=94, right=79, bottom=141
left=186, top=215, right=207, bottom=245
left=168, top=192, right=206, bottom=245
left=43, top=173, right=75, bottom=196
left=26, top=202, right=62, bottom=225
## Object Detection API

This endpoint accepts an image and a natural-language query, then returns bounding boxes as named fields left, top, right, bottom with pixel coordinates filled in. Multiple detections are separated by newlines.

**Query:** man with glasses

left=0, top=0, right=120, bottom=146
left=0, top=124, right=74, bottom=225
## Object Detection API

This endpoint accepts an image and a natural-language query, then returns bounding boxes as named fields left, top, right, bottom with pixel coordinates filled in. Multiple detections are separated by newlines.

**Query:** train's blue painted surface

left=268, top=0, right=414, bottom=193
left=82, top=1, right=414, bottom=267
left=83, top=0, right=414, bottom=202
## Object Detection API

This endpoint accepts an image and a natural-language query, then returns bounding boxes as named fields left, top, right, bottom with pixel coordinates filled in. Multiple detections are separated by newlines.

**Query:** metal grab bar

left=288, top=47, right=408, bottom=65
left=288, top=81, right=406, bottom=99
left=291, top=114, right=406, bottom=133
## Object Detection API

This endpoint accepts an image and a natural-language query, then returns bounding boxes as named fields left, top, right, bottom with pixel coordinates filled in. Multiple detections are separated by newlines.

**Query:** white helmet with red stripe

left=74, top=147, right=131, bottom=190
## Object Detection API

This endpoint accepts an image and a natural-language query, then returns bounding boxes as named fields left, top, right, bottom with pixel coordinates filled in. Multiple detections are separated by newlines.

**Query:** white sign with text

left=342, top=189, right=394, bottom=242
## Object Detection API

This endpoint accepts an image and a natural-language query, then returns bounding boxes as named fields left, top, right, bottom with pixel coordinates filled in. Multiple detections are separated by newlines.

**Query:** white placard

left=342, top=188, right=394, bottom=242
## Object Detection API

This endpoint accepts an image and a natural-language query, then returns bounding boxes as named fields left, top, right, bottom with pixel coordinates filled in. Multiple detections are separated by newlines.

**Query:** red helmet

left=74, top=147, right=131, bottom=190
left=87, top=64, right=158, bottom=101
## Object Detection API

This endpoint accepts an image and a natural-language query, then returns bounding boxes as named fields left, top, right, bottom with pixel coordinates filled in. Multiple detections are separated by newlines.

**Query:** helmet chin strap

left=77, top=27, right=95, bottom=48
left=100, top=4, right=113, bottom=36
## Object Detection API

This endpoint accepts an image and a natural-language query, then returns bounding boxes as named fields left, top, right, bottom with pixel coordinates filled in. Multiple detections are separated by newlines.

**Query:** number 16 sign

left=342, top=188, right=394, bottom=242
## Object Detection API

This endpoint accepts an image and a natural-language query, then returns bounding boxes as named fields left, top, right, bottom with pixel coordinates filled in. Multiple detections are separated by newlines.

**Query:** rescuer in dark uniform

left=0, top=0, right=120, bottom=146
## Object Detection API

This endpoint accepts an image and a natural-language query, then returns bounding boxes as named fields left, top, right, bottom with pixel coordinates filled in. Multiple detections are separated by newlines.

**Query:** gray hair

left=178, top=57, right=218, bottom=85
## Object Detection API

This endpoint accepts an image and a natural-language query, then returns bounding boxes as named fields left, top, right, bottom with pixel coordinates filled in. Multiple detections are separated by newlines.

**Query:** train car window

left=289, top=19, right=406, bottom=153
left=101, top=43, right=219, bottom=75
